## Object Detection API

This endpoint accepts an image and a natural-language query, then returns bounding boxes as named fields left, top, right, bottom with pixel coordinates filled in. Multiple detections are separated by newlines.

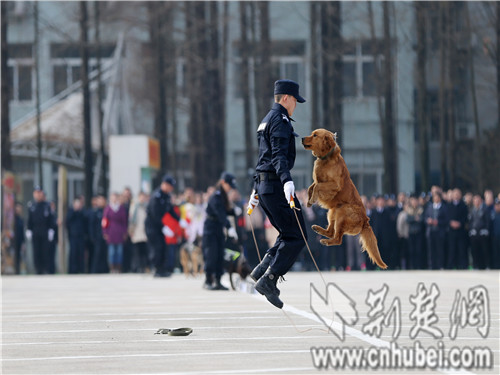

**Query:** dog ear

left=322, top=132, right=335, bottom=154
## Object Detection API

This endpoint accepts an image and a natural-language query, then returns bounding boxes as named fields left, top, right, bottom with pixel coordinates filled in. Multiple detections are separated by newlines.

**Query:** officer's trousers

left=203, top=221, right=225, bottom=279
left=32, top=233, right=49, bottom=274
left=257, top=178, right=306, bottom=276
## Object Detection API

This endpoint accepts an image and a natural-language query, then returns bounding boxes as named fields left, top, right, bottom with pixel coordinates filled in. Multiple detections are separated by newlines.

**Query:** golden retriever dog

left=302, top=129, right=387, bottom=269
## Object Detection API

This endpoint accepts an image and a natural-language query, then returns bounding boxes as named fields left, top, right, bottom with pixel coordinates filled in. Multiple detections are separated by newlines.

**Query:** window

left=342, top=40, right=384, bottom=99
left=7, top=43, right=33, bottom=102
left=233, top=40, right=306, bottom=99
left=50, top=43, right=114, bottom=95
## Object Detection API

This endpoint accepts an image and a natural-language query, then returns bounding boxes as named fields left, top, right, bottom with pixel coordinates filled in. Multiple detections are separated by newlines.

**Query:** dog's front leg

left=307, top=183, right=317, bottom=207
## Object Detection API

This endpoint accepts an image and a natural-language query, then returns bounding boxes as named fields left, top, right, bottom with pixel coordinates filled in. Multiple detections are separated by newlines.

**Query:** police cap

left=162, top=174, right=176, bottom=187
left=274, top=79, right=306, bottom=103
left=220, top=172, right=237, bottom=189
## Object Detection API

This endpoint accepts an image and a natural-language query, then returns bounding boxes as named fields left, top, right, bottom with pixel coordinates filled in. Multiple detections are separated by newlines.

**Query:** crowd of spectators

left=13, top=183, right=500, bottom=274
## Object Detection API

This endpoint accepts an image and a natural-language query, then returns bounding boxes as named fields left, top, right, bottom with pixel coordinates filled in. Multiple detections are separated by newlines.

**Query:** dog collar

left=319, top=146, right=337, bottom=160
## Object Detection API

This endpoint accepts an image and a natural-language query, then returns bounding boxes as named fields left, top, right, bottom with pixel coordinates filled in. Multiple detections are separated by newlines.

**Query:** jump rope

left=247, top=195, right=335, bottom=335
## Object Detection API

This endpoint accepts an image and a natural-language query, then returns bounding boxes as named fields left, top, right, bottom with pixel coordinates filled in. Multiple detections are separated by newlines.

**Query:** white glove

left=48, top=229, right=55, bottom=242
left=247, top=190, right=259, bottom=214
left=227, top=227, right=238, bottom=240
left=162, top=226, right=174, bottom=237
left=233, top=206, right=242, bottom=216
left=284, top=181, right=295, bottom=204
left=25, top=229, right=32, bottom=240
left=179, top=219, right=188, bottom=229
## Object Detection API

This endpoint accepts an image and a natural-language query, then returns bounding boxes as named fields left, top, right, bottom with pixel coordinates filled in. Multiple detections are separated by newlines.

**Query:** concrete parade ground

left=1, top=270, right=499, bottom=375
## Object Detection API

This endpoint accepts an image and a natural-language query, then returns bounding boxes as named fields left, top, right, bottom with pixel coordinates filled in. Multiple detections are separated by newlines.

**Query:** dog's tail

left=359, top=225, right=388, bottom=269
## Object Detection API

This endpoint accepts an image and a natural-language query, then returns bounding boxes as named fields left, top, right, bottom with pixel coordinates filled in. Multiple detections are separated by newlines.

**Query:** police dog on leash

left=302, top=128, right=387, bottom=269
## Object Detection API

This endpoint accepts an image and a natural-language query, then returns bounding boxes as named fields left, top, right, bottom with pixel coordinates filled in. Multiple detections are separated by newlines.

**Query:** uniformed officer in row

left=202, top=172, right=239, bottom=291
left=145, top=174, right=180, bottom=277
left=26, top=186, right=56, bottom=274
left=247, top=79, right=307, bottom=308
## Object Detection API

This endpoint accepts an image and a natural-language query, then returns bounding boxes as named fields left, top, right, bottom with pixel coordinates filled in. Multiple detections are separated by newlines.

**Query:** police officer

left=26, top=186, right=55, bottom=274
left=145, top=174, right=180, bottom=277
left=202, top=172, right=238, bottom=290
left=247, top=79, right=307, bottom=309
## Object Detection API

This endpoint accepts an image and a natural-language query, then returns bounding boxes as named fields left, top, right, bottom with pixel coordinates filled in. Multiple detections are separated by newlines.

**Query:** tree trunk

left=34, top=2, right=43, bottom=188
left=321, top=2, right=343, bottom=146
left=240, top=2, right=253, bottom=173
left=148, top=2, right=168, bottom=184
left=310, top=2, right=320, bottom=131
left=80, top=1, right=92, bottom=207
left=94, top=1, right=107, bottom=195
left=466, top=3, right=485, bottom=192
left=255, top=1, right=271, bottom=120
left=497, top=1, right=500, bottom=130
left=1, top=1, right=11, bottom=172
left=438, top=2, right=448, bottom=189
left=415, top=2, right=430, bottom=192
left=382, top=2, right=398, bottom=194
left=447, top=4, right=457, bottom=188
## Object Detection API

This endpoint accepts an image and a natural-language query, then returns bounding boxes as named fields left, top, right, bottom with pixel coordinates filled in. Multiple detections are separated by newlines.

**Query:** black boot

left=203, top=274, right=214, bottom=290
left=250, top=253, right=274, bottom=282
left=213, top=277, right=229, bottom=291
left=255, top=267, right=283, bottom=309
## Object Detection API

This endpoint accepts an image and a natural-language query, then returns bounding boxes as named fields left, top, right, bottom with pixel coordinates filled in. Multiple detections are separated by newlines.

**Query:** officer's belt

left=258, top=172, right=280, bottom=182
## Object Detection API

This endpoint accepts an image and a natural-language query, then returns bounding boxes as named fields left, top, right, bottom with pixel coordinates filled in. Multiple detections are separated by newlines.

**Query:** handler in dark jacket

left=447, top=189, right=469, bottom=269
left=89, top=195, right=109, bottom=273
left=202, top=172, right=238, bottom=290
left=468, top=194, right=490, bottom=269
left=26, top=186, right=55, bottom=274
left=424, top=192, right=449, bottom=270
left=66, top=197, right=87, bottom=274
left=246, top=79, right=307, bottom=309
left=145, top=174, right=179, bottom=277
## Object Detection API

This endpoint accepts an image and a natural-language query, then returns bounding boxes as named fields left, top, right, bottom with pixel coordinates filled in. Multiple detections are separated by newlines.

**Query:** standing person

left=405, top=194, right=425, bottom=269
left=129, top=191, right=150, bottom=273
left=424, top=192, right=449, bottom=270
left=202, top=172, right=239, bottom=290
left=468, top=194, right=490, bottom=270
left=368, top=195, right=391, bottom=270
left=145, top=174, right=180, bottom=278
left=14, top=202, right=25, bottom=274
left=492, top=198, right=500, bottom=269
left=26, top=186, right=55, bottom=274
left=447, top=189, right=469, bottom=269
left=102, top=192, right=129, bottom=273
left=89, top=195, right=108, bottom=273
left=247, top=79, right=307, bottom=309
left=396, top=201, right=409, bottom=270
left=66, top=197, right=87, bottom=274
left=121, top=187, right=133, bottom=273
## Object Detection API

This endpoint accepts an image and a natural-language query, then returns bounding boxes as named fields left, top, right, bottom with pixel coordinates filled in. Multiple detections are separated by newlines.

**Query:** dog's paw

left=320, top=238, right=331, bottom=246
left=311, top=225, right=323, bottom=234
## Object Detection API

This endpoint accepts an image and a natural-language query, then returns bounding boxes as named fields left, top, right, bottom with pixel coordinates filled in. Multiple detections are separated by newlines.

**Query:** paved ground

left=2, top=270, right=499, bottom=374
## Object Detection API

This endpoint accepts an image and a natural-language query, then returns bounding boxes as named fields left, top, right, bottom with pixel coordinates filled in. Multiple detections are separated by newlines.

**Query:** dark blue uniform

left=254, top=102, right=306, bottom=276
left=27, top=200, right=55, bottom=274
left=145, top=187, right=179, bottom=276
left=66, top=207, right=86, bottom=274
left=203, top=188, right=232, bottom=281
left=89, top=206, right=108, bottom=273
left=447, top=199, right=469, bottom=269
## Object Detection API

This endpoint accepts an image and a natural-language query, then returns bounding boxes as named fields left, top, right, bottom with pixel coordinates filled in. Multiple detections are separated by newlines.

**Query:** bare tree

left=148, top=2, right=168, bottom=185
left=310, top=2, right=320, bottom=132
left=466, top=3, right=485, bottom=192
left=1, top=1, right=11, bottom=172
left=254, top=1, right=271, bottom=120
left=415, top=2, right=430, bottom=192
left=438, top=2, right=448, bottom=188
left=240, top=2, right=253, bottom=173
left=80, top=1, right=92, bottom=207
left=382, top=2, right=398, bottom=194
left=321, top=2, right=343, bottom=146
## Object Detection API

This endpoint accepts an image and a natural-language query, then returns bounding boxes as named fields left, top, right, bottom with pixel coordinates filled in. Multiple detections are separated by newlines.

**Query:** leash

left=247, top=195, right=334, bottom=334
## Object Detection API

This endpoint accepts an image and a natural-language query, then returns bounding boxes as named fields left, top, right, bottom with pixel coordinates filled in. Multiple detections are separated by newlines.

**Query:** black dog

left=224, top=249, right=252, bottom=290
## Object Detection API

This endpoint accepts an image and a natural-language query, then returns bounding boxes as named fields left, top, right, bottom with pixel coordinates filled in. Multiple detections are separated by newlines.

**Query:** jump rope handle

left=247, top=207, right=254, bottom=215
left=290, top=195, right=295, bottom=209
